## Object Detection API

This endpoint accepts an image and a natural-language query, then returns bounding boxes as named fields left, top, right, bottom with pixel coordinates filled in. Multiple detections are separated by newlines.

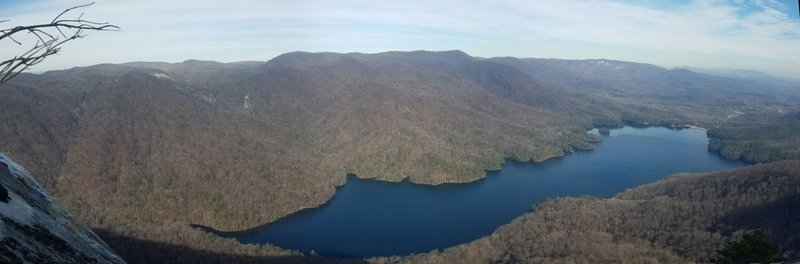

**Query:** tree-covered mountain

left=1, top=50, right=798, bottom=263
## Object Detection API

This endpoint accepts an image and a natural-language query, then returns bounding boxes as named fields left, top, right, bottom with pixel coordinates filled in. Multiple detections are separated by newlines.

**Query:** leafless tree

left=0, top=2, right=118, bottom=85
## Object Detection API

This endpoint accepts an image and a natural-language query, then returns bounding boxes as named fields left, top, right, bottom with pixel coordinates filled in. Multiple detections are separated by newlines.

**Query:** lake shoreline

left=195, top=126, right=744, bottom=258
left=194, top=124, right=721, bottom=234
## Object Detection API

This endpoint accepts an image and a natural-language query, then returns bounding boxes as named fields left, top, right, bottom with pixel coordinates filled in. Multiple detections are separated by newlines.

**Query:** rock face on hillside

left=0, top=154, right=125, bottom=264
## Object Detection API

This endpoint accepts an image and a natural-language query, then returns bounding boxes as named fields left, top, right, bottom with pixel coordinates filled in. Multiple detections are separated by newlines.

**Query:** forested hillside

left=708, top=111, right=800, bottom=163
left=381, top=161, right=800, bottom=263
left=1, top=50, right=798, bottom=263
left=491, top=57, right=800, bottom=162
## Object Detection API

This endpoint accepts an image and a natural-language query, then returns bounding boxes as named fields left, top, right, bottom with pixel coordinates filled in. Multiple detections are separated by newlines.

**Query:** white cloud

left=1, top=0, right=799, bottom=77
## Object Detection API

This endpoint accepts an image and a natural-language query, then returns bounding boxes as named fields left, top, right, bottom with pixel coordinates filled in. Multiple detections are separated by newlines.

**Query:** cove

left=208, top=127, right=744, bottom=258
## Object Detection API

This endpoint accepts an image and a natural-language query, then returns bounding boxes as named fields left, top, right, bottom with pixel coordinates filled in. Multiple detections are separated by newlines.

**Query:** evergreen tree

left=712, top=229, right=785, bottom=264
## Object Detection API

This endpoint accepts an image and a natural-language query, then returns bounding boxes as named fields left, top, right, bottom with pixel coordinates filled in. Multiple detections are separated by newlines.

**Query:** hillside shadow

left=714, top=193, right=800, bottom=258
left=93, top=229, right=369, bottom=264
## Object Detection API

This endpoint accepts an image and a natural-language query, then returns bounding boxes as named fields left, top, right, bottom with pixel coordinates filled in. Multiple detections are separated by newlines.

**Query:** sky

left=1, top=0, right=799, bottom=77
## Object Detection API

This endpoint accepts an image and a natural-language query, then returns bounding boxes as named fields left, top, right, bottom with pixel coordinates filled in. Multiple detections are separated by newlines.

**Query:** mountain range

left=1, top=50, right=798, bottom=263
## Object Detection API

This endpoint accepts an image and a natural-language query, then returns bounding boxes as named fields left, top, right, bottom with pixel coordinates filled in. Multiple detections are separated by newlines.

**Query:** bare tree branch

left=0, top=2, right=118, bottom=86
left=51, top=2, right=96, bottom=24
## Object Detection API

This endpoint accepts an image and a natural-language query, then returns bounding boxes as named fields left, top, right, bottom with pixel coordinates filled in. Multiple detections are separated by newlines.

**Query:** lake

left=207, top=126, right=744, bottom=257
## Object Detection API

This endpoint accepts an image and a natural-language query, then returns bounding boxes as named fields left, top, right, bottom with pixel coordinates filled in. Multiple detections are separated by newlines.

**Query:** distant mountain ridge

left=675, top=66, right=799, bottom=82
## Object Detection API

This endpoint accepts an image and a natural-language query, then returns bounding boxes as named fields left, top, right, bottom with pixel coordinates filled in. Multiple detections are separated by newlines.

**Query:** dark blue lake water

left=210, top=127, right=744, bottom=257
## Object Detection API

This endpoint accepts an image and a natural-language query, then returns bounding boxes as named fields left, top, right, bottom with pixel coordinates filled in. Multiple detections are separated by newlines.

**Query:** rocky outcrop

left=0, top=154, right=125, bottom=264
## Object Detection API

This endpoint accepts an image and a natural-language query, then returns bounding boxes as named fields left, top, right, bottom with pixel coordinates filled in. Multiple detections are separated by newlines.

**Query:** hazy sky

left=2, top=0, right=799, bottom=77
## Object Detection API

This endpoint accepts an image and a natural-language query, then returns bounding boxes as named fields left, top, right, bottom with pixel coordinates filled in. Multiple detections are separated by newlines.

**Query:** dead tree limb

left=0, top=2, right=118, bottom=85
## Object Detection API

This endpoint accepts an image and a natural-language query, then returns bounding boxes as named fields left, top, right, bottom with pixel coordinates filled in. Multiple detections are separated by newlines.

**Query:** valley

left=1, top=50, right=799, bottom=263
